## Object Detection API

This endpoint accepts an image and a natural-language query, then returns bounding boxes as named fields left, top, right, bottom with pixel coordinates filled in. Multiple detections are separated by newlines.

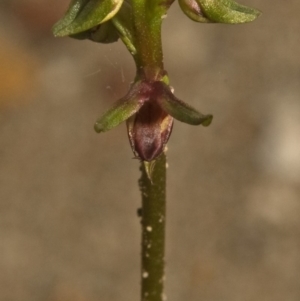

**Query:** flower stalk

left=139, top=153, right=167, bottom=301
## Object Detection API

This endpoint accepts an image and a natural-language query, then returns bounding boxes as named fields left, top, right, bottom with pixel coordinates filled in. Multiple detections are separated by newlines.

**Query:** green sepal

left=69, top=21, right=119, bottom=43
left=53, top=0, right=124, bottom=37
left=53, top=0, right=90, bottom=35
left=94, top=94, right=144, bottom=133
left=157, top=83, right=213, bottom=126
left=111, top=1, right=136, bottom=54
left=200, top=0, right=261, bottom=24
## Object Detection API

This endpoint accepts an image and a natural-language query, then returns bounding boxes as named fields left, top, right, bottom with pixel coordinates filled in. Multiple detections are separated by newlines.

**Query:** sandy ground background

left=1, top=1, right=300, bottom=300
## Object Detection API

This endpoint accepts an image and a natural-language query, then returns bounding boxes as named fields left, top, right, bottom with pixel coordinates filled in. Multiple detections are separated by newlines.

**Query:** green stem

left=131, top=0, right=166, bottom=80
left=139, top=153, right=167, bottom=301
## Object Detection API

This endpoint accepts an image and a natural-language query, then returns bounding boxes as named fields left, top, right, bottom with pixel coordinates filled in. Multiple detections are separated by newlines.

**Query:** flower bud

left=53, top=0, right=124, bottom=37
left=179, top=0, right=261, bottom=24
left=69, top=21, right=119, bottom=43
left=178, top=0, right=211, bottom=23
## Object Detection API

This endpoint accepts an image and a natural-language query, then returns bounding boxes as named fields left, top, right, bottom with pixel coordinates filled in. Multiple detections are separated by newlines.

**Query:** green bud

left=179, top=0, right=261, bottom=24
left=53, top=0, right=124, bottom=37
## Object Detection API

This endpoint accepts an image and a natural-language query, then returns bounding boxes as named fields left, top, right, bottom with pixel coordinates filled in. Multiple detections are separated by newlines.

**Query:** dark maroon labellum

left=127, top=100, right=173, bottom=162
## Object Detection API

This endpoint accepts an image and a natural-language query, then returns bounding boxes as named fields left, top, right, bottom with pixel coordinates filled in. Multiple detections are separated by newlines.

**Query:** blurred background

left=1, top=0, right=300, bottom=300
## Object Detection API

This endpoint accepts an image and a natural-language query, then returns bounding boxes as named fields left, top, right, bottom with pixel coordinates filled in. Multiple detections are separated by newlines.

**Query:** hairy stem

left=139, top=153, right=167, bottom=301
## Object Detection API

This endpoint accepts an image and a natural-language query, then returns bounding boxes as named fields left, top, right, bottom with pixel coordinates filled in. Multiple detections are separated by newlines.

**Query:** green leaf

left=53, top=0, right=124, bottom=37
left=199, top=0, right=261, bottom=24
left=94, top=93, right=144, bottom=133
left=157, top=83, right=213, bottom=126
